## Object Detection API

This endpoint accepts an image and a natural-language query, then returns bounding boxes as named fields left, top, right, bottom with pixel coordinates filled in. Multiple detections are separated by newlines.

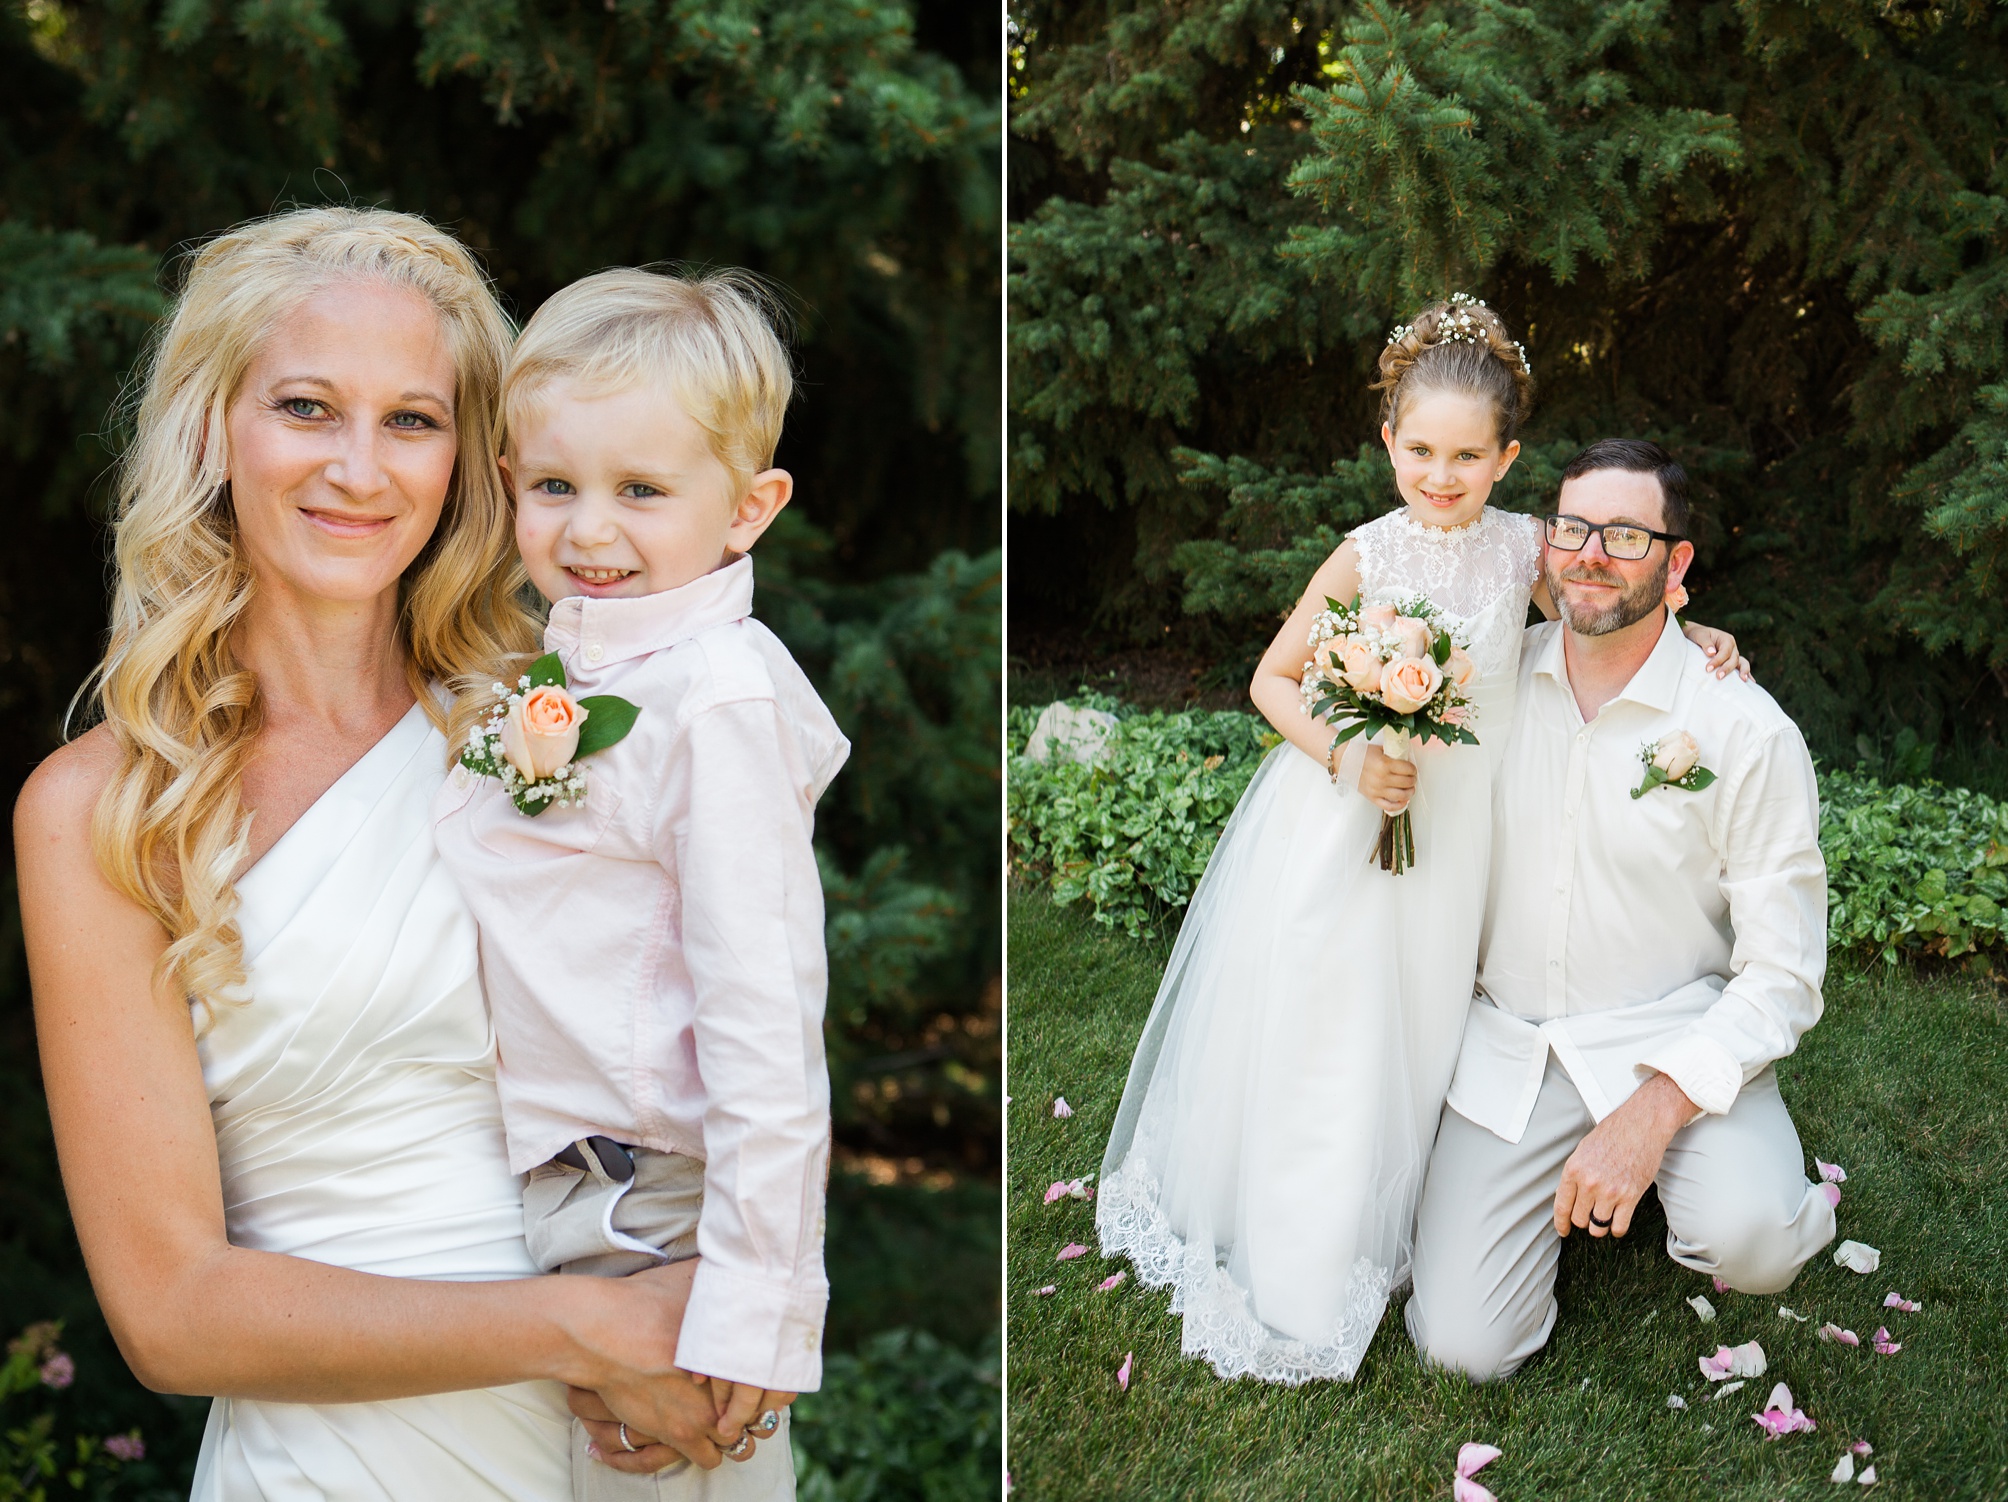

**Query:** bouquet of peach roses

left=1300, top=595, right=1479, bottom=874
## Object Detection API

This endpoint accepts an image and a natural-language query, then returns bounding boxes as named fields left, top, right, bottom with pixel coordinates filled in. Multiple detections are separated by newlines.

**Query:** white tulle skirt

left=1097, top=720, right=1500, bottom=1384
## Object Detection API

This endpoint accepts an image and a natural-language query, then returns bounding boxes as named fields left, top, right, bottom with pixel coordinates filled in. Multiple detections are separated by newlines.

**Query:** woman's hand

left=568, top=1261, right=733, bottom=1471
left=1357, top=743, right=1416, bottom=814
left=1681, top=620, right=1752, bottom=681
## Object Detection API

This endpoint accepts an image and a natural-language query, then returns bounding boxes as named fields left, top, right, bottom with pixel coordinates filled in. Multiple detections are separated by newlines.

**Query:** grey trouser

left=1405, top=1056, right=1837, bottom=1382
left=524, top=1146, right=797, bottom=1502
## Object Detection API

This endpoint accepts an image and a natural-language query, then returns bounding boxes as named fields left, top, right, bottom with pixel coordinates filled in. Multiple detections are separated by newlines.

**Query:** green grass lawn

left=1006, top=890, right=2008, bottom=1501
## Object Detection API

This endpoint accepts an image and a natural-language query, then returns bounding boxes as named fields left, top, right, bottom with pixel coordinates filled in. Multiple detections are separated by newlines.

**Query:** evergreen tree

left=1010, top=0, right=2008, bottom=770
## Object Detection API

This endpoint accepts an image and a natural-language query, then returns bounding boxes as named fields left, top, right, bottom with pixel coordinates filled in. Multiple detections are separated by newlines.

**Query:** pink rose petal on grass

left=1097, top=1272, right=1127, bottom=1292
left=1043, top=1181, right=1067, bottom=1205
left=1852, top=1442, right=1874, bottom=1456
left=1035, top=1285, right=1056, bottom=1297
left=1871, top=1327, right=1901, bottom=1355
left=1820, top=1182, right=1843, bottom=1209
left=1884, top=1291, right=1920, bottom=1312
left=1456, top=1443, right=1502, bottom=1477
left=1052, top=1097, right=1074, bottom=1119
left=1816, top=1159, right=1847, bottom=1184
left=1453, top=1479, right=1498, bottom=1502
left=1818, top=1323, right=1860, bottom=1346
left=1056, top=1243, right=1088, bottom=1261
left=1713, top=1276, right=1731, bottom=1294
left=1751, top=1382, right=1816, bottom=1439
left=1116, top=1352, right=1132, bottom=1391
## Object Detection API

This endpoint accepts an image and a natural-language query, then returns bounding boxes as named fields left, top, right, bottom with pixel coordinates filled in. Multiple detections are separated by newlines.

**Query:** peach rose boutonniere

left=1631, top=730, right=1717, bottom=799
left=460, top=652, right=641, bottom=816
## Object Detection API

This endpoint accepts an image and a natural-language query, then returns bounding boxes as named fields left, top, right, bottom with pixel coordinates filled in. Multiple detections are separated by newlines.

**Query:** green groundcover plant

left=1011, top=697, right=2008, bottom=963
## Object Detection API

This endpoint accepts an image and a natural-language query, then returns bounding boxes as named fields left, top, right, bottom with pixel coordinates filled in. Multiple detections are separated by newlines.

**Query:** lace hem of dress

left=1096, top=1152, right=1394, bottom=1385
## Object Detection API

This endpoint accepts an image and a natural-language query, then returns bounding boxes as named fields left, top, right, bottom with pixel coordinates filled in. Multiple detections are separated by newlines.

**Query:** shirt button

left=586, top=643, right=604, bottom=663
left=451, top=765, right=471, bottom=789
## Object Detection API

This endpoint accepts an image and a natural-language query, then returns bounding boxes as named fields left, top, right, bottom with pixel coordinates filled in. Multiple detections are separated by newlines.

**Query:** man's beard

left=1546, top=552, right=1668, bottom=636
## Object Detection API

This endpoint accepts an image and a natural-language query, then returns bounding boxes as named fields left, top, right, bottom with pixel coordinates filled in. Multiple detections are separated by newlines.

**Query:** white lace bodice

left=1351, top=507, right=1541, bottom=680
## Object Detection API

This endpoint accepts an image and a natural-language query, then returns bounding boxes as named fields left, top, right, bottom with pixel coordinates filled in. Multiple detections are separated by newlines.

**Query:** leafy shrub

left=791, top=1328, right=999, bottom=1502
left=1821, top=770, right=2008, bottom=964
left=0, top=1323, right=157, bottom=1501
left=1013, top=698, right=2008, bottom=967
left=1006, top=698, right=1277, bottom=936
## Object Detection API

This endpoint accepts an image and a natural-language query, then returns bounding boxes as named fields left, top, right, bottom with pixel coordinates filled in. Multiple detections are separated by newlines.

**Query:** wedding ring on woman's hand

left=617, top=1423, right=639, bottom=1453
left=753, top=1409, right=781, bottom=1435
left=727, top=1435, right=754, bottom=1458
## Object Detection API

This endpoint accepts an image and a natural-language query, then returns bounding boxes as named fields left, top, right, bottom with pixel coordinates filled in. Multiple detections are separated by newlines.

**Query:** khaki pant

left=1406, top=1057, right=1837, bottom=1382
left=524, top=1147, right=797, bottom=1501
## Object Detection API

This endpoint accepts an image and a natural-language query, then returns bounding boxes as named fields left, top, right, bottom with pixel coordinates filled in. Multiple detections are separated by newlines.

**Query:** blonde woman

left=13, top=209, right=758, bottom=1498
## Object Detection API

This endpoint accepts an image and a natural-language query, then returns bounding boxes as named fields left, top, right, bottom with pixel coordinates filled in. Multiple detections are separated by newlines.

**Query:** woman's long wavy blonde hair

left=84, top=206, right=539, bottom=1015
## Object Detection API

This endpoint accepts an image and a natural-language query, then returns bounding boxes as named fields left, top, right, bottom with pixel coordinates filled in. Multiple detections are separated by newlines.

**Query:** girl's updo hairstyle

left=1371, top=293, right=1534, bottom=445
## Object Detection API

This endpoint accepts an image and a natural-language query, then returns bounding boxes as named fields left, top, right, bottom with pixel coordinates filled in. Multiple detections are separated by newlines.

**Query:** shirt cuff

left=677, top=1261, right=828, bottom=1392
left=1634, top=1034, right=1744, bottom=1119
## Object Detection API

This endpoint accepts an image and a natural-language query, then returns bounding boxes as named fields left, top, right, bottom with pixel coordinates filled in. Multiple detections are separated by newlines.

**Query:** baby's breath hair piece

left=1373, top=292, right=1536, bottom=442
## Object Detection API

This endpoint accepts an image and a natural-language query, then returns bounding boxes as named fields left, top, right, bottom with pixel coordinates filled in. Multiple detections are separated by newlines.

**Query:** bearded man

left=1404, top=438, right=1837, bottom=1380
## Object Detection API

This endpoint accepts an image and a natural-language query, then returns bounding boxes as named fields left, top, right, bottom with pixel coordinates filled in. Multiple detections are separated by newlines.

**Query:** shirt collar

left=1535, top=609, right=1687, bottom=714
left=543, top=554, right=755, bottom=667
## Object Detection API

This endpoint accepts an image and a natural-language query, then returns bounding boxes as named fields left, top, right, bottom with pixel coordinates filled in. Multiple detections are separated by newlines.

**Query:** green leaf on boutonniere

left=574, top=695, right=642, bottom=758
left=1679, top=766, right=1718, bottom=792
left=527, top=652, right=567, bottom=689
left=1630, top=766, right=1668, bottom=799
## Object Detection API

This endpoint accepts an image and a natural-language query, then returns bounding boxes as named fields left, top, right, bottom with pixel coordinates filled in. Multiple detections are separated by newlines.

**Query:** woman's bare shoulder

left=15, top=724, right=119, bottom=849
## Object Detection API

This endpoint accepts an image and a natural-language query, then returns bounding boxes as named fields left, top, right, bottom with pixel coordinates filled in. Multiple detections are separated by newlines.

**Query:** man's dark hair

left=1559, top=438, right=1690, bottom=537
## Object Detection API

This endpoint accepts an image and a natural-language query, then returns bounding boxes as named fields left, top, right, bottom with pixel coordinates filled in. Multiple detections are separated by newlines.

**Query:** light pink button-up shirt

left=433, top=555, right=849, bottom=1390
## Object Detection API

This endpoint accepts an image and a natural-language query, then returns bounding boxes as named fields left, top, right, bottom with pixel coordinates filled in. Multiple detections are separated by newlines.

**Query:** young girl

left=1095, top=296, right=1746, bottom=1384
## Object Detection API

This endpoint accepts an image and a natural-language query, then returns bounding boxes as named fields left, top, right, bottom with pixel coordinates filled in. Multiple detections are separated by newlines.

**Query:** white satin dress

left=1096, top=506, right=1543, bottom=1384
left=189, top=704, right=571, bottom=1500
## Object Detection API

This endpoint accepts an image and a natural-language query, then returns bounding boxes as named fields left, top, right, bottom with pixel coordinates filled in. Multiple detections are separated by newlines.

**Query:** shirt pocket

left=464, top=772, right=628, bottom=865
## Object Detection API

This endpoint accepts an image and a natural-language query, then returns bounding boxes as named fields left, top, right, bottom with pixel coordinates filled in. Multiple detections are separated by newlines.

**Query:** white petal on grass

left=1052, top=1097, right=1074, bottom=1119
left=1711, top=1380, right=1747, bottom=1401
left=1833, top=1453, right=1856, bottom=1483
left=1667, top=1395, right=1688, bottom=1410
left=1699, top=1340, right=1767, bottom=1381
left=1688, top=1295, right=1717, bottom=1322
left=1779, top=1306, right=1811, bottom=1322
left=1859, top=1465, right=1877, bottom=1485
left=1834, top=1241, right=1881, bottom=1275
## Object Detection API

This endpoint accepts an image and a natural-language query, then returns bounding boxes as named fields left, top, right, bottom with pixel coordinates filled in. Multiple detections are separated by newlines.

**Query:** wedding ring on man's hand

left=1589, top=1210, right=1614, bottom=1229
left=617, top=1423, right=640, bottom=1453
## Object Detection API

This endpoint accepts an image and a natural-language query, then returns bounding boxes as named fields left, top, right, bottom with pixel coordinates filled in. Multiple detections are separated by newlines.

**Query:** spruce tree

left=1011, top=0, right=2008, bottom=770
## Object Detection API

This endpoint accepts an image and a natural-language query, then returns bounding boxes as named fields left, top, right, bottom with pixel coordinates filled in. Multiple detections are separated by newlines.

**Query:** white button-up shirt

left=434, top=555, right=849, bottom=1390
left=1445, top=614, right=1827, bottom=1144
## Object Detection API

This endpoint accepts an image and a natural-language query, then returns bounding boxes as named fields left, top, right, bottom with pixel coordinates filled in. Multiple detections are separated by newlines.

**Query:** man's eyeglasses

left=1544, top=514, right=1683, bottom=562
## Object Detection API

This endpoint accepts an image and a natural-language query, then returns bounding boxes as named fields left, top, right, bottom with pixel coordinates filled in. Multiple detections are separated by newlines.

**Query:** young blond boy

left=435, top=268, right=847, bottom=1500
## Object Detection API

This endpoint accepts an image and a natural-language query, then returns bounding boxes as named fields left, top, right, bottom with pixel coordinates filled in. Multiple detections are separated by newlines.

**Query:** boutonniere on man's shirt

left=1631, top=731, right=1717, bottom=799
left=460, top=653, right=640, bottom=816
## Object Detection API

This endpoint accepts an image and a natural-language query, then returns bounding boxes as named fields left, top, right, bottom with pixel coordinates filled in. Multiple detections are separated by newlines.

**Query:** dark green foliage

left=1010, top=0, right=2008, bottom=766
left=790, top=1327, right=1000, bottom=1502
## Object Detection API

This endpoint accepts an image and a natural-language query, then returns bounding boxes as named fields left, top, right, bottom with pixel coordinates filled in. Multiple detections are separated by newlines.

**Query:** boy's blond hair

left=502, top=266, right=794, bottom=500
